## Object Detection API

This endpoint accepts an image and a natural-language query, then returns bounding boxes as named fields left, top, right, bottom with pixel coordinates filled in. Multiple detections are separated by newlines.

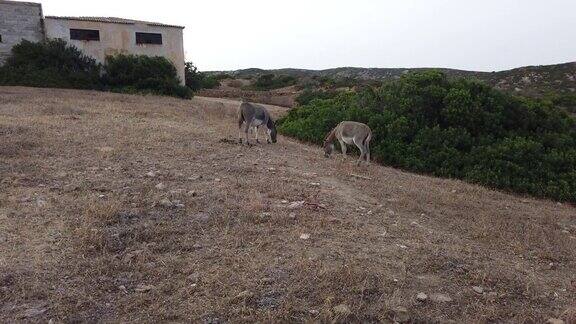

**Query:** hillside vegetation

left=209, top=62, right=576, bottom=110
left=279, top=71, right=576, bottom=202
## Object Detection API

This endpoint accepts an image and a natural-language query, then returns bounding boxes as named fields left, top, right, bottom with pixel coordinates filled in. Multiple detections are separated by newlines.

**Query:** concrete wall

left=44, top=18, right=186, bottom=85
left=0, top=0, right=44, bottom=64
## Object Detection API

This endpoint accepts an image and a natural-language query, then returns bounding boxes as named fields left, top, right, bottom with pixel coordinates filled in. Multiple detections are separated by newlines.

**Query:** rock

left=281, top=200, right=289, bottom=204
left=193, top=243, right=203, bottom=249
left=310, top=182, right=321, bottom=187
left=288, top=212, right=297, bottom=219
left=288, top=201, right=305, bottom=209
left=214, top=178, right=221, bottom=182
left=135, top=284, right=153, bottom=292
left=416, top=292, right=428, bottom=301
left=187, top=273, right=200, bottom=283
left=472, top=286, right=484, bottom=294
left=192, top=212, right=210, bottom=222
left=392, top=306, right=410, bottom=323
left=145, top=171, right=156, bottom=177
left=159, top=198, right=173, bottom=208
left=19, top=305, right=47, bottom=318
left=187, top=190, right=197, bottom=197
left=546, top=319, right=565, bottom=324
left=155, top=183, right=166, bottom=190
left=36, top=198, right=47, bottom=207
left=333, top=304, right=351, bottom=317
left=429, top=293, right=453, bottom=303
left=236, top=290, right=253, bottom=299
left=118, top=285, right=127, bottom=292
left=300, top=233, right=310, bottom=240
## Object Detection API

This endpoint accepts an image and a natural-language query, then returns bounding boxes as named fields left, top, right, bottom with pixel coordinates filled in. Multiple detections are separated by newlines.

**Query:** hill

left=210, top=61, right=576, bottom=98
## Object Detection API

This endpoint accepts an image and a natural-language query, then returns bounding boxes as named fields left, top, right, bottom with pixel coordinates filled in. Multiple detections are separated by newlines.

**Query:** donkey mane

left=324, top=127, right=337, bottom=143
left=266, top=117, right=276, bottom=130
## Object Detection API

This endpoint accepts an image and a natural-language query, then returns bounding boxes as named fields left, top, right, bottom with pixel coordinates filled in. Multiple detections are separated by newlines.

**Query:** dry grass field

left=1, top=86, right=575, bottom=323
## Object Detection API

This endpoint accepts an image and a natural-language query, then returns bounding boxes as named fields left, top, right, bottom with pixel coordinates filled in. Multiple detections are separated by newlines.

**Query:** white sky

left=34, top=0, right=576, bottom=72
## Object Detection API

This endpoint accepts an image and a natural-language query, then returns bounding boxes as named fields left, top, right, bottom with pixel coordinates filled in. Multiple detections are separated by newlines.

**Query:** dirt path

left=1, top=88, right=575, bottom=323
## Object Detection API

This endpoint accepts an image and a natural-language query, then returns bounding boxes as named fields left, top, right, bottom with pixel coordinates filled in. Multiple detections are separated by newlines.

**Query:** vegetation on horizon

left=279, top=71, right=576, bottom=202
left=246, top=73, right=297, bottom=91
left=184, top=62, right=221, bottom=91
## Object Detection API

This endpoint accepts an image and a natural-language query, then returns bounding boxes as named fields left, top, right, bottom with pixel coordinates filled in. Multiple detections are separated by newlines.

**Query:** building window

left=0, top=34, right=2, bottom=43
left=136, top=32, right=162, bottom=45
left=70, top=29, right=100, bottom=41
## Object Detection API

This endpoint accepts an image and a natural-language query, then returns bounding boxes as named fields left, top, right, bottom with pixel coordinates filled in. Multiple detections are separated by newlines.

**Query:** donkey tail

left=363, top=130, right=372, bottom=148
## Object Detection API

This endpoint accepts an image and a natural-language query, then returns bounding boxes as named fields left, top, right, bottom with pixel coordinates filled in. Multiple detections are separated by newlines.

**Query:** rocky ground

left=1, top=87, right=575, bottom=323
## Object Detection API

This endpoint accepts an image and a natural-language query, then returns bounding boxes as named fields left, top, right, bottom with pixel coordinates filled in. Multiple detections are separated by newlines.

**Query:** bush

left=0, top=39, right=192, bottom=99
left=184, top=62, right=220, bottom=91
left=0, top=39, right=101, bottom=89
left=544, top=93, right=576, bottom=113
left=104, top=55, right=192, bottom=99
left=278, top=71, right=576, bottom=202
left=250, top=74, right=297, bottom=91
left=295, top=88, right=341, bottom=106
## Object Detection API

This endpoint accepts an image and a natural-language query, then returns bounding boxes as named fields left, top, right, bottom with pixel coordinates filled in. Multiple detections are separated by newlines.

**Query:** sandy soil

left=1, top=86, right=575, bottom=323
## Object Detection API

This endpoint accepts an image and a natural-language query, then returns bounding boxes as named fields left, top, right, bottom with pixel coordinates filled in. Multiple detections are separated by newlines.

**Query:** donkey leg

left=354, top=138, right=365, bottom=165
left=244, top=123, right=251, bottom=145
left=366, top=141, right=371, bottom=165
left=238, top=122, right=244, bottom=144
left=339, top=139, right=347, bottom=161
left=254, top=126, right=260, bottom=143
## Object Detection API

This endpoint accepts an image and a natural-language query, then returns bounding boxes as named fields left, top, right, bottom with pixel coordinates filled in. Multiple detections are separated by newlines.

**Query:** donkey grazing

left=324, top=121, right=372, bottom=165
left=237, top=101, right=277, bottom=145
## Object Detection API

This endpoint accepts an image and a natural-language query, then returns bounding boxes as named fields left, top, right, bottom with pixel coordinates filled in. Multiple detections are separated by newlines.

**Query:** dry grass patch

left=0, top=87, right=574, bottom=323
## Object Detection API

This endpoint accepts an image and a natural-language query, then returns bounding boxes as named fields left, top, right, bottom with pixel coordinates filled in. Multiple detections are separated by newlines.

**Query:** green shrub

left=184, top=62, right=220, bottom=91
left=0, top=39, right=101, bottom=89
left=278, top=71, right=576, bottom=202
left=0, top=39, right=192, bottom=99
left=544, top=93, right=576, bottom=113
left=250, top=74, right=297, bottom=91
left=104, top=54, right=192, bottom=99
left=295, top=88, right=341, bottom=106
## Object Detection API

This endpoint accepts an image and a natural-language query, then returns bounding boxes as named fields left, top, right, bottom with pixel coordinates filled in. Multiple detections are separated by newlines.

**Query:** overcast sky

left=36, top=0, right=576, bottom=72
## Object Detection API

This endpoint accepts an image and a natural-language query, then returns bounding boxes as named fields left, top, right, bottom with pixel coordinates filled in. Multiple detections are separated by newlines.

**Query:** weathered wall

left=0, top=0, right=44, bottom=64
left=44, top=18, right=186, bottom=85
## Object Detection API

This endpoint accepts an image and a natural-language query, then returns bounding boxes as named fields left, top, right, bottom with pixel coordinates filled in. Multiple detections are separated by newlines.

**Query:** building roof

left=44, top=16, right=184, bottom=29
left=0, top=0, right=42, bottom=7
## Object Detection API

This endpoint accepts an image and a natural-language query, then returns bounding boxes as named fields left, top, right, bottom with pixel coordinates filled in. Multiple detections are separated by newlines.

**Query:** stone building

left=44, top=16, right=185, bottom=84
left=0, top=1, right=186, bottom=84
left=0, top=0, right=44, bottom=64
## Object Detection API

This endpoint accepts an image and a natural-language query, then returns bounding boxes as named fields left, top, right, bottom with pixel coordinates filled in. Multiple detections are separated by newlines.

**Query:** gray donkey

left=237, top=101, right=277, bottom=145
left=324, top=121, right=372, bottom=165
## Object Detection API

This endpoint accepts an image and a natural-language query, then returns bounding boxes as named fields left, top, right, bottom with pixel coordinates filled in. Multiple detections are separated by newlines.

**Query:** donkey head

left=267, top=120, right=278, bottom=143
left=323, top=141, right=334, bottom=158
